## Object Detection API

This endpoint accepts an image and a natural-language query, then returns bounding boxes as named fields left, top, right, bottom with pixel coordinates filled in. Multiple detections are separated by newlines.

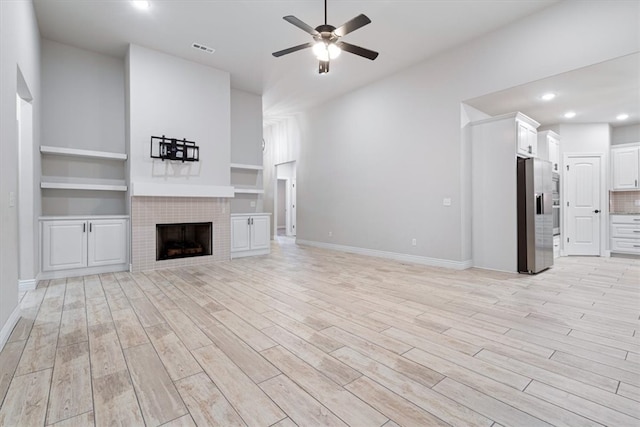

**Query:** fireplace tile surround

left=131, top=196, right=230, bottom=272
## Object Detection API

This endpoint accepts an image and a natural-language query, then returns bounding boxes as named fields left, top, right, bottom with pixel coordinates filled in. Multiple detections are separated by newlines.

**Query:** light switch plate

left=443, top=198, right=452, bottom=207
left=634, top=200, right=640, bottom=207
left=250, top=201, right=256, bottom=208
left=9, top=192, right=15, bottom=207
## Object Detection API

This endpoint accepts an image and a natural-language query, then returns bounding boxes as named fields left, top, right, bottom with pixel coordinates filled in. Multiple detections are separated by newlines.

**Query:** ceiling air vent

left=192, top=43, right=215, bottom=54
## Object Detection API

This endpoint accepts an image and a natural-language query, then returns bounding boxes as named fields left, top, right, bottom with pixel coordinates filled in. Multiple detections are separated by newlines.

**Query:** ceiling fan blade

left=272, top=42, right=314, bottom=57
left=334, top=14, right=371, bottom=37
left=336, top=41, right=379, bottom=60
left=283, top=15, right=319, bottom=36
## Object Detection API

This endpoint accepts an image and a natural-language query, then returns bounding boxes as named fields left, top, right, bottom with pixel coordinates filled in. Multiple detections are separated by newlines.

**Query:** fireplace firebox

left=156, top=222, right=212, bottom=261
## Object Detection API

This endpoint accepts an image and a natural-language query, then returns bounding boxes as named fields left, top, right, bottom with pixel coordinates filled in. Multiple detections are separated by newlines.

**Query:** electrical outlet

left=443, top=198, right=452, bottom=207
left=635, top=200, right=640, bottom=207
left=9, top=192, right=15, bottom=207
left=328, top=231, right=333, bottom=237
left=412, top=238, right=417, bottom=246
left=250, top=201, right=256, bottom=208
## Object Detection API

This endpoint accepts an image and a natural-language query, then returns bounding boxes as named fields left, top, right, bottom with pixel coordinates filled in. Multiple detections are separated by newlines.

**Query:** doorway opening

left=274, top=161, right=297, bottom=237
left=17, top=67, right=36, bottom=289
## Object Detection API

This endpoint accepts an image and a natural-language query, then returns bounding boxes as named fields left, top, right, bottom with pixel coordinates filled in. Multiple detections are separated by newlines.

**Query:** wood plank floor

left=0, top=237, right=638, bottom=426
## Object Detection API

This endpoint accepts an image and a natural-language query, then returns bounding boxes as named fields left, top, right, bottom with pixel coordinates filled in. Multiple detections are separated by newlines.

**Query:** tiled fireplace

left=131, top=196, right=230, bottom=272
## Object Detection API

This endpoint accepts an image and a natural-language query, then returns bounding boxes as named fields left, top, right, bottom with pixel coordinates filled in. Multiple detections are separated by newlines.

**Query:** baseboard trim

left=18, top=279, right=37, bottom=292
left=38, top=263, right=129, bottom=280
left=0, top=305, right=21, bottom=352
left=296, top=239, right=473, bottom=270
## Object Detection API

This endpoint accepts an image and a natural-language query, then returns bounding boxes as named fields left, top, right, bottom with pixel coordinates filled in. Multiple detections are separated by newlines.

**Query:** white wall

left=41, top=40, right=126, bottom=216
left=557, top=123, right=611, bottom=254
left=267, top=0, right=639, bottom=265
left=0, top=0, right=41, bottom=348
left=559, top=124, right=611, bottom=155
left=230, top=89, right=264, bottom=213
left=612, top=124, right=640, bottom=145
left=231, top=89, right=263, bottom=165
left=42, top=39, right=125, bottom=152
left=128, top=44, right=230, bottom=188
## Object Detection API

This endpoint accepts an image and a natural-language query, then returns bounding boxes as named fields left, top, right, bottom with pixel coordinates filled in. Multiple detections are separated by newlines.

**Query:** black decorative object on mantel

left=150, top=135, right=200, bottom=162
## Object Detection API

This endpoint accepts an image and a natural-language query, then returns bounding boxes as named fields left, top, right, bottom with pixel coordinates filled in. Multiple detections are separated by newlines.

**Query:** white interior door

left=565, top=156, right=601, bottom=255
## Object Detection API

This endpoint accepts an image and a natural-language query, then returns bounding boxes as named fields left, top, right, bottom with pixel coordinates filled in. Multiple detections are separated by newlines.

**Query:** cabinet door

left=42, top=220, right=87, bottom=271
left=517, top=122, right=536, bottom=157
left=250, top=216, right=271, bottom=250
left=549, top=139, right=560, bottom=172
left=88, top=219, right=128, bottom=267
left=231, top=216, right=251, bottom=252
left=612, top=147, right=639, bottom=189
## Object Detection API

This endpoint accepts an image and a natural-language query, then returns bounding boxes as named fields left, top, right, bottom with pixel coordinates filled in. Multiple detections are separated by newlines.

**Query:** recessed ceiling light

left=132, top=1, right=150, bottom=10
left=564, top=111, right=576, bottom=119
left=541, top=93, right=556, bottom=101
left=616, top=113, right=629, bottom=121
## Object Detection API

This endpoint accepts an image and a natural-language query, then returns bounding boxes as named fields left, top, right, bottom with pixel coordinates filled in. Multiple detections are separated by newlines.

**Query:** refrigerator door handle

left=536, top=194, right=543, bottom=215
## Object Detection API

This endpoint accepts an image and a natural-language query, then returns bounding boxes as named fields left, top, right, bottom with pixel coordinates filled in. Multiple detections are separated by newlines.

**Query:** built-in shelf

left=41, top=145, right=127, bottom=161
left=230, top=163, right=263, bottom=171
left=233, top=187, right=265, bottom=194
left=41, top=176, right=127, bottom=192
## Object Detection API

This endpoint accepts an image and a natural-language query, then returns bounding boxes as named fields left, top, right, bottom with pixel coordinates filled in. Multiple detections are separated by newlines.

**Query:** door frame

left=561, top=152, right=608, bottom=257
left=274, top=161, right=297, bottom=237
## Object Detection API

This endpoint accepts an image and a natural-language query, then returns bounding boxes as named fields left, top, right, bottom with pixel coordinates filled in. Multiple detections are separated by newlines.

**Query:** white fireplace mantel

left=131, top=181, right=234, bottom=198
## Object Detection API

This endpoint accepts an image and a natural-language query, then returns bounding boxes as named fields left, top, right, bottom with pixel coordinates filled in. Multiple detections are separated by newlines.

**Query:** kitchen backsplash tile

left=610, top=190, right=640, bottom=214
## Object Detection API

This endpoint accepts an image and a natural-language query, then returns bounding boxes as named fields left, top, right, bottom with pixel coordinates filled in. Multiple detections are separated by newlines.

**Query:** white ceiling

left=465, top=52, right=640, bottom=128
left=33, top=0, right=559, bottom=119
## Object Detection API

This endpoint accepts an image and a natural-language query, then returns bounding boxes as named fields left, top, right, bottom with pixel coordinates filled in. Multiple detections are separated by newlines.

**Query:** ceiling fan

left=272, top=0, right=379, bottom=74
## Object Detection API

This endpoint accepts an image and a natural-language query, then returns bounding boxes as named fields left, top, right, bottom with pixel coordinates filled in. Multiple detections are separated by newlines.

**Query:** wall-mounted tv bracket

left=150, top=135, right=200, bottom=162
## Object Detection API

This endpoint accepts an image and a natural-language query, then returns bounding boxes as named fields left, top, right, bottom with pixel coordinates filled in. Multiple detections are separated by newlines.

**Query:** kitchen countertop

left=610, top=212, right=640, bottom=215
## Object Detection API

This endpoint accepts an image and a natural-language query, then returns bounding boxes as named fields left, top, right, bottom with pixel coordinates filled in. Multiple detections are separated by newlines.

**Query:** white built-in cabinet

left=470, top=112, right=540, bottom=272
left=41, top=216, right=129, bottom=278
left=517, top=119, right=538, bottom=158
left=611, top=144, right=640, bottom=190
left=610, top=215, right=640, bottom=255
left=231, top=213, right=271, bottom=258
left=537, top=130, right=561, bottom=172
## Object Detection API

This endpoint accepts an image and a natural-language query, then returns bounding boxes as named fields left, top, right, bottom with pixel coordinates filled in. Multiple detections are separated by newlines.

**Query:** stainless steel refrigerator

left=517, top=157, right=554, bottom=274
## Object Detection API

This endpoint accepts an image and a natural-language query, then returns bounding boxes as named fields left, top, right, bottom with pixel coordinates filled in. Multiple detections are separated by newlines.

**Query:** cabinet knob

left=593, top=209, right=600, bottom=214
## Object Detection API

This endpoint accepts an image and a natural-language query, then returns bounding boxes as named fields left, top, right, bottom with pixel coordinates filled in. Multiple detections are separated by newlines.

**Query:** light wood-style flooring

left=0, top=238, right=639, bottom=426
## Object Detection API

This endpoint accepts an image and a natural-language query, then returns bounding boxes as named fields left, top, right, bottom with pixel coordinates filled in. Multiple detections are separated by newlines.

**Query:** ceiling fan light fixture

left=313, top=42, right=341, bottom=61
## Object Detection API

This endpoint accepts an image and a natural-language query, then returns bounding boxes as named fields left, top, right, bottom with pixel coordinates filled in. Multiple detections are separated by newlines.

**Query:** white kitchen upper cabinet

left=42, top=220, right=87, bottom=271
left=537, top=130, right=560, bottom=172
left=611, top=145, right=640, bottom=190
left=231, top=213, right=271, bottom=258
left=517, top=120, right=537, bottom=158
left=549, top=137, right=560, bottom=172
left=88, top=219, right=128, bottom=267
